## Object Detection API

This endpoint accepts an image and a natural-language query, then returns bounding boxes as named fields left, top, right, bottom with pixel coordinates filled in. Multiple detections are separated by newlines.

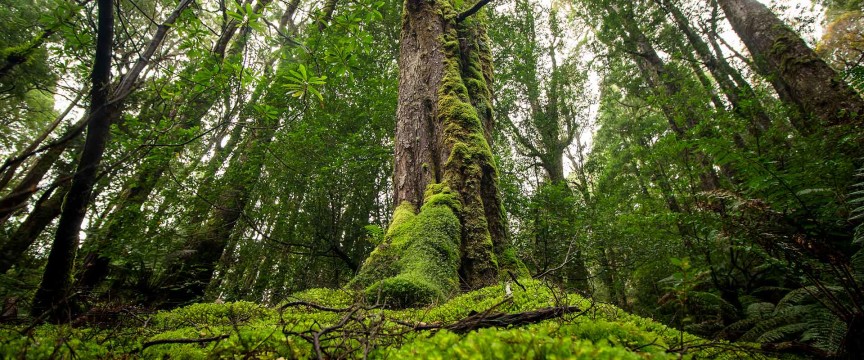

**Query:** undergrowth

left=0, top=279, right=773, bottom=359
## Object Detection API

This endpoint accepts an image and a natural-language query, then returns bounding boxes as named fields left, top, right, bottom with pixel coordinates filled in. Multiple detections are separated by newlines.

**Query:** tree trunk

left=30, top=0, right=116, bottom=322
left=0, top=118, right=87, bottom=227
left=352, top=0, right=517, bottom=307
left=155, top=112, right=277, bottom=307
left=616, top=6, right=721, bottom=192
left=717, top=0, right=864, bottom=132
left=0, top=180, right=69, bottom=274
left=153, top=32, right=303, bottom=307
left=660, top=0, right=773, bottom=138
left=75, top=1, right=273, bottom=295
left=0, top=88, right=85, bottom=192
left=397, top=0, right=512, bottom=287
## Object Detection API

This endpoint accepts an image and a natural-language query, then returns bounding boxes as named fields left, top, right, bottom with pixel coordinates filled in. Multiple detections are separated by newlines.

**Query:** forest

left=0, top=0, right=862, bottom=357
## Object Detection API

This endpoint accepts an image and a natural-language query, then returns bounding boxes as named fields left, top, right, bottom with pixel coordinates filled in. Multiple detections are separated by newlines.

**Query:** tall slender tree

left=30, top=0, right=116, bottom=321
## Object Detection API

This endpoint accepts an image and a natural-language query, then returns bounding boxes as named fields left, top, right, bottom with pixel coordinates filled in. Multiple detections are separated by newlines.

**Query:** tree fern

left=800, top=306, right=847, bottom=353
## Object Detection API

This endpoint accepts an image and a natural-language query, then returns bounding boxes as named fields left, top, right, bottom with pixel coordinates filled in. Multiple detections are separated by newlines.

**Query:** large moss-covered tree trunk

left=351, top=0, right=519, bottom=308
left=717, top=0, right=864, bottom=132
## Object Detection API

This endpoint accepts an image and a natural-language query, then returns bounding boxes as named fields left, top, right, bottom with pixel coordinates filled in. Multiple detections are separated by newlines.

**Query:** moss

left=348, top=202, right=417, bottom=290
left=353, top=0, right=519, bottom=302
left=434, top=9, right=502, bottom=287
left=351, top=187, right=462, bottom=308
left=2, top=280, right=770, bottom=359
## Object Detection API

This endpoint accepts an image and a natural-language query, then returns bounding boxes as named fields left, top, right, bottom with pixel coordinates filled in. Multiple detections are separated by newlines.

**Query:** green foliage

left=0, top=280, right=767, bottom=359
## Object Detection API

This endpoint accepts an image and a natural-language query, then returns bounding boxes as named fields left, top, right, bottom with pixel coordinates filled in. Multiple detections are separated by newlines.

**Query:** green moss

left=2, top=280, right=769, bottom=359
left=351, top=188, right=462, bottom=308
left=434, top=12, right=502, bottom=287
left=354, top=0, right=521, bottom=302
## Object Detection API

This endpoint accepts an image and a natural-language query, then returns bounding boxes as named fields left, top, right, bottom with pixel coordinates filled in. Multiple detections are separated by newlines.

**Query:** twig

left=507, top=271, right=526, bottom=291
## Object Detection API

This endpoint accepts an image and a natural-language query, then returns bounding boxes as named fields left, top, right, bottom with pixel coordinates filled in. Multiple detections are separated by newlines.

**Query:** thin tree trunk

left=30, top=0, right=116, bottom=321
left=75, top=1, right=270, bottom=294
left=615, top=6, right=721, bottom=191
left=153, top=15, right=302, bottom=305
left=0, top=88, right=85, bottom=192
left=156, top=114, right=278, bottom=307
left=0, top=180, right=69, bottom=274
left=660, top=0, right=772, bottom=137
left=0, top=116, right=89, bottom=226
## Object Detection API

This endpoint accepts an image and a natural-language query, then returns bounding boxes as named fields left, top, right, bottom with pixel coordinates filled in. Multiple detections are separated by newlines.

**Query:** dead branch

left=280, top=301, right=351, bottom=313
left=400, top=305, right=583, bottom=334
left=137, top=334, right=229, bottom=352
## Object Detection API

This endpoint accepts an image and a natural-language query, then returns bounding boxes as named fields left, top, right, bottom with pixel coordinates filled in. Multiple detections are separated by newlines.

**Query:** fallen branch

left=137, top=334, right=229, bottom=352
left=760, top=341, right=832, bottom=358
left=280, top=301, right=351, bottom=313
left=446, top=305, right=582, bottom=334
left=401, top=305, right=584, bottom=334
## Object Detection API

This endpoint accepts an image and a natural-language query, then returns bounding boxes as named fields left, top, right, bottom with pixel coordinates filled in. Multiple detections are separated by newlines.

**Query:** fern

left=731, top=292, right=847, bottom=353
left=738, top=311, right=800, bottom=342
left=756, top=322, right=810, bottom=343
left=800, top=307, right=847, bottom=353
left=850, top=167, right=864, bottom=243
left=745, top=302, right=774, bottom=318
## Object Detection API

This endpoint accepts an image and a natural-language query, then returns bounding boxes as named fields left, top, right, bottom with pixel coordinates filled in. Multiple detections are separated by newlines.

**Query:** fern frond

left=800, top=308, right=846, bottom=353
left=746, top=302, right=775, bottom=318
left=756, top=322, right=809, bottom=343
left=776, top=286, right=844, bottom=310
left=722, top=316, right=759, bottom=334
left=739, top=313, right=799, bottom=342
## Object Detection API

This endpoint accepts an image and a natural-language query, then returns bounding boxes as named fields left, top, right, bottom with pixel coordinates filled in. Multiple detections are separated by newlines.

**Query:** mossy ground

left=0, top=279, right=770, bottom=359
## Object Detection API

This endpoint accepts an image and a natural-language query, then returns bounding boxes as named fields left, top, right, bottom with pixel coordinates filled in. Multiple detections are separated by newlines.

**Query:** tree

left=718, top=0, right=864, bottom=133
left=657, top=0, right=772, bottom=140
left=30, top=0, right=116, bottom=321
left=489, top=0, right=591, bottom=290
left=30, top=0, right=193, bottom=320
left=349, top=0, right=520, bottom=307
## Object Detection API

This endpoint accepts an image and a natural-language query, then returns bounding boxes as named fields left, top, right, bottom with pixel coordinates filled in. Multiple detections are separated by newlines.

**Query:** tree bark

left=615, top=6, right=721, bottom=192
left=155, top=108, right=277, bottom=307
left=717, top=0, right=864, bottom=132
left=391, top=0, right=513, bottom=289
left=153, top=15, right=300, bottom=305
left=0, top=87, right=85, bottom=192
left=0, top=115, right=90, bottom=227
left=30, top=0, right=116, bottom=322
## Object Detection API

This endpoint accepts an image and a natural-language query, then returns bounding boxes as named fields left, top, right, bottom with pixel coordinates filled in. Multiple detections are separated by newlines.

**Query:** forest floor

left=1, top=279, right=775, bottom=359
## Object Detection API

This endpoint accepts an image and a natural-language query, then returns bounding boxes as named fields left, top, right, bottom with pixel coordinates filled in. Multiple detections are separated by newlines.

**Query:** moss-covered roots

left=349, top=187, right=462, bottom=308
